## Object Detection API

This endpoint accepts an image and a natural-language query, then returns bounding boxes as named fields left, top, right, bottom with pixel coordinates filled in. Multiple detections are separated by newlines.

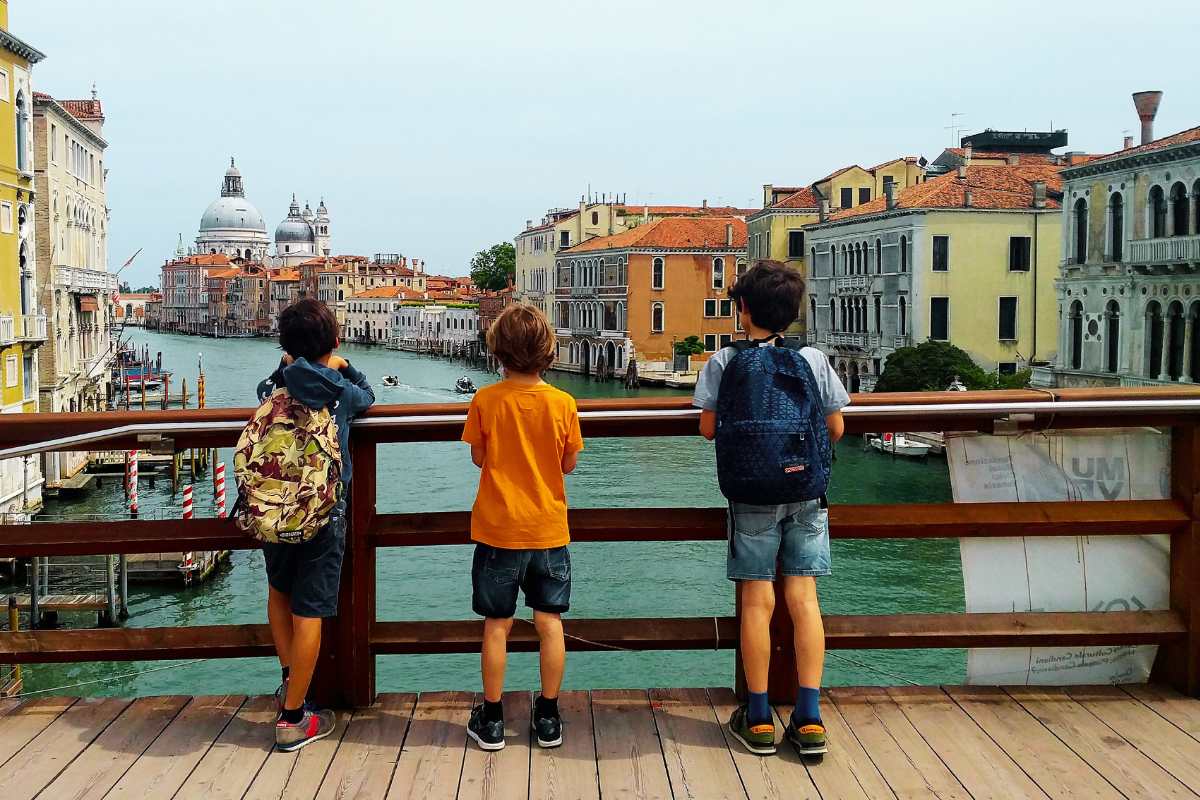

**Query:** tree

left=874, top=340, right=995, bottom=392
left=470, top=242, right=516, bottom=291
left=674, top=336, right=704, bottom=356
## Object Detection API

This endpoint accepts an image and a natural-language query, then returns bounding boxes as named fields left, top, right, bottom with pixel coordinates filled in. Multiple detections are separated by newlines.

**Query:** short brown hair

left=728, top=259, right=805, bottom=332
left=278, top=298, right=339, bottom=362
left=487, top=303, right=556, bottom=374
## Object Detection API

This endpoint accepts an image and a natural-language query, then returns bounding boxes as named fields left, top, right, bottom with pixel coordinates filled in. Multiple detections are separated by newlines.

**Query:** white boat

left=865, top=432, right=931, bottom=459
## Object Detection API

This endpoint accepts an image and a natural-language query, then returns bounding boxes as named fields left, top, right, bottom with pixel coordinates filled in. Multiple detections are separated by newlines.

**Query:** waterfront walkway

left=3, top=684, right=1200, bottom=798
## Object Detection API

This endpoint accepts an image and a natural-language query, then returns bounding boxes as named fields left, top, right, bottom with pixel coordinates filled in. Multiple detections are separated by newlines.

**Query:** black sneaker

left=785, top=718, right=828, bottom=756
left=532, top=703, right=563, bottom=748
left=467, top=704, right=505, bottom=751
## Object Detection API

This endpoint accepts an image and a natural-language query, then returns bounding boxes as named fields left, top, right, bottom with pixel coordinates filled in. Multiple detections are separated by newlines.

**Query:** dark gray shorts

left=261, top=512, right=347, bottom=618
left=471, top=543, right=571, bottom=618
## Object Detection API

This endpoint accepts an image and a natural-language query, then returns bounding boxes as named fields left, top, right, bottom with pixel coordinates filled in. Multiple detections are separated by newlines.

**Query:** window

left=719, top=298, right=733, bottom=317
left=736, top=259, right=747, bottom=278
left=998, top=362, right=1017, bottom=375
left=875, top=238, right=882, bottom=273
left=4, top=356, right=15, bottom=387
left=704, top=334, right=717, bottom=352
left=930, top=297, right=949, bottom=340
left=998, top=297, right=1018, bottom=340
left=839, top=188, right=853, bottom=208
left=651, top=302, right=664, bottom=332
left=50, top=123, right=57, bottom=162
left=0, top=68, right=7, bottom=102
left=882, top=175, right=894, bottom=193
left=1110, top=193, right=1124, bottom=262
left=858, top=188, right=871, bottom=205
left=932, top=235, right=949, bottom=271
left=900, top=235, right=908, bottom=272
left=1074, top=198, right=1089, bottom=262
left=1009, top=237, right=1031, bottom=271
left=712, top=257, right=725, bottom=289
left=15, top=92, right=27, bottom=172
left=0, top=202, right=11, bottom=234
left=719, top=333, right=733, bottom=348
left=787, top=230, right=805, bottom=259
left=704, top=298, right=717, bottom=317
left=652, top=257, right=664, bottom=290
left=560, top=231, right=570, bottom=248
left=591, top=211, right=598, bottom=225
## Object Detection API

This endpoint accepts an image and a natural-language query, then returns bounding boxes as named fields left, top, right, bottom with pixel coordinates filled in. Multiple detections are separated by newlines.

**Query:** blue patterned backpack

left=715, top=338, right=831, bottom=504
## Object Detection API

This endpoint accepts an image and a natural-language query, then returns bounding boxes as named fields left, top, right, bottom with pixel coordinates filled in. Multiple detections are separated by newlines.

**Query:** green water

left=12, top=329, right=963, bottom=697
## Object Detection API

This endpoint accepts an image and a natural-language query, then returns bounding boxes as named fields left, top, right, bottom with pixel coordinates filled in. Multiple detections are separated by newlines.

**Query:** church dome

left=275, top=195, right=315, bottom=243
left=199, top=196, right=267, bottom=233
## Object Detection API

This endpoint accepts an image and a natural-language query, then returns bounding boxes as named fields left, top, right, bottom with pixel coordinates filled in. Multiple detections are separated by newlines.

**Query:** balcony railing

left=835, top=275, right=870, bottom=292
left=18, top=313, right=47, bottom=342
left=0, top=314, right=13, bottom=345
left=1129, top=235, right=1200, bottom=265
left=893, top=334, right=912, bottom=349
left=5, top=390, right=1200, bottom=708
left=829, top=332, right=867, bottom=347
left=55, top=266, right=119, bottom=293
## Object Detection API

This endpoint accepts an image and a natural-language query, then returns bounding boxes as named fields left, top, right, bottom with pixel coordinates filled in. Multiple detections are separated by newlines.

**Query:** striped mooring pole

left=181, top=484, right=195, bottom=574
left=127, top=450, right=139, bottom=517
left=214, top=462, right=226, bottom=518
left=182, top=484, right=193, bottom=520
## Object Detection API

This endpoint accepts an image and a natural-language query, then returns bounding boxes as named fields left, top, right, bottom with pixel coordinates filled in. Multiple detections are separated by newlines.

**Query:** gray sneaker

left=275, top=707, right=336, bottom=752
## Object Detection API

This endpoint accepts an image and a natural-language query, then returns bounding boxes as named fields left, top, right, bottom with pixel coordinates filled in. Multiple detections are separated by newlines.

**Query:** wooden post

left=311, top=439, right=376, bottom=708
left=6, top=596, right=19, bottom=690
left=1155, top=422, right=1200, bottom=695
left=29, top=555, right=40, bottom=629
left=118, top=554, right=129, bottom=620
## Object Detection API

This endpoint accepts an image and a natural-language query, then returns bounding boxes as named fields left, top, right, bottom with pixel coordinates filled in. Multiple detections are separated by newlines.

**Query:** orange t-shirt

left=461, top=381, right=584, bottom=549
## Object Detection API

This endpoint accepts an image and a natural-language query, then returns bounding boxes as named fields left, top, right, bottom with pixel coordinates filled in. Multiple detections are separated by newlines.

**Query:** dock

left=2, top=684, right=1200, bottom=798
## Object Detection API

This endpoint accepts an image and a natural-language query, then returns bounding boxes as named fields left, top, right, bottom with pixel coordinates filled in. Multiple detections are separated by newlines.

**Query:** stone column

left=1186, top=314, right=1196, bottom=382
left=1159, top=314, right=1172, bottom=381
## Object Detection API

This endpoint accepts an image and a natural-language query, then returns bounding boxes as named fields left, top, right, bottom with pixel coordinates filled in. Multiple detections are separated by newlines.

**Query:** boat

left=381, top=375, right=400, bottom=387
left=454, top=377, right=477, bottom=394
left=865, top=432, right=931, bottom=459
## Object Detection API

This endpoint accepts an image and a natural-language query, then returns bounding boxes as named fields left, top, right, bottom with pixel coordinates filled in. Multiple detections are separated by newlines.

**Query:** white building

left=195, top=158, right=270, bottom=261
left=273, top=195, right=330, bottom=267
left=390, top=303, right=478, bottom=352
left=344, top=286, right=427, bottom=345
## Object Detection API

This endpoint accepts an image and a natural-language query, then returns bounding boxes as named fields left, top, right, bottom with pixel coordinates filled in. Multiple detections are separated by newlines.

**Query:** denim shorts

left=471, top=543, right=571, bottom=618
left=261, top=509, right=347, bottom=618
left=727, top=498, right=831, bottom=581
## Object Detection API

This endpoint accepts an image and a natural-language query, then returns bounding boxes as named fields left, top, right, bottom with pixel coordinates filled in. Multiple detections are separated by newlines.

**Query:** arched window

left=1168, top=301, right=1186, bottom=380
left=712, top=257, right=725, bottom=289
left=1190, top=303, right=1200, bottom=383
left=1194, top=180, right=1200, bottom=237
left=810, top=248, right=817, bottom=273
left=591, top=211, right=598, bottom=225
left=830, top=299, right=836, bottom=331
left=875, top=239, right=883, bottom=273
left=1105, top=300, right=1120, bottom=373
left=899, top=236, right=908, bottom=273
left=874, top=296, right=882, bottom=333
left=1110, top=193, right=1124, bottom=262
left=15, top=92, right=28, bottom=172
left=1150, top=186, right=1167, bottom=238
left=1146, top=301, right=1164, bottom=378
left=1170, top=182, right=1189, bottom=237
left=651, top=302, right=664, bottom=332
left=898, top=296, right=907, bottom=335
left=810, top=296, right=817, bottom=330
left=1069, top=300, right=1083, bottom=370
left=652, top=257, right=664, bottom=290
left=1073, top=198, right=1088, bottom=264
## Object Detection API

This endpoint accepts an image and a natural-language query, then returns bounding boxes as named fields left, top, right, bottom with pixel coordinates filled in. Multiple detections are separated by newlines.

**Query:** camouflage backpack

left=233, top=388, right=342, bottom=544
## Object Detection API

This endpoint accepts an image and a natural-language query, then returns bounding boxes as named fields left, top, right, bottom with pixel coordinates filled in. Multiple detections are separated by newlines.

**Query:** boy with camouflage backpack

left=234, top=298, right=374, bottom=751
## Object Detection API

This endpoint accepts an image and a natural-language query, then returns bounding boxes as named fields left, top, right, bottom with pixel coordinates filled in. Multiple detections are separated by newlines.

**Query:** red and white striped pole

left=128, top=450, right=139, bottom=517
left=214, top=462, right=226, bottom=518
left=182, top=484, right=193, bottom=520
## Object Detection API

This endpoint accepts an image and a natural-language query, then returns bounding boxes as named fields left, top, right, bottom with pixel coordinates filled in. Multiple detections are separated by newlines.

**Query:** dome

left=199, top=196, right=267, bottom=233
left=275, top=217, right=315, bottom=243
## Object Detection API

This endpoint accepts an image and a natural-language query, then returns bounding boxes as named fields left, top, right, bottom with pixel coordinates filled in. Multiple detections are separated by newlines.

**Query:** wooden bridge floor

left=2, top=684, right=1200, bottom=798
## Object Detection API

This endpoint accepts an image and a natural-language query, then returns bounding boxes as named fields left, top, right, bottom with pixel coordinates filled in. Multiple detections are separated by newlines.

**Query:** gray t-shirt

left=692, top=344, right=850, bottom=415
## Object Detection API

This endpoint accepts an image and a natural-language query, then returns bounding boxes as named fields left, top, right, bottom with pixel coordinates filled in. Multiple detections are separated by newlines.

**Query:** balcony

left=1128, top=235, right=1200, bottom=266
left=829, top=332, right=867, bottom=348
left=55, top=266, right=119, bottom=293
left=835, top=275, right=870, bottom=293
left=892, top=335, right=912, bottom=350
left=18, top=313, right=47, bottom=342
left=0, top=314, right=13, bottom=345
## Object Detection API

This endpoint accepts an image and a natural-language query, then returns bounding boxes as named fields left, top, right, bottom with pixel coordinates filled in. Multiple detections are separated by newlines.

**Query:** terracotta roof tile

left=616, top=204, right=756, bottom=218
left=866, top=156, right=922, bottom=171
left=271, top=269, right=301, bottom=281
left=59, top=98, right=104, bottom=121
left=770, top=187, right=819, bottom=209
left=350, top=286, right=426, bottom=300
left=564, top=217, right=747, bottom=253
left=813, top=165, right=861, bottom=184
left=1079, top=125, right=1200, bottom=169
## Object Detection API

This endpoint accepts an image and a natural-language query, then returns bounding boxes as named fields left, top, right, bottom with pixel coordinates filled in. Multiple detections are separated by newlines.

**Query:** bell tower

left=221, top=157, right=244, bottom=197
left=315, top=198, right=331, bottom=257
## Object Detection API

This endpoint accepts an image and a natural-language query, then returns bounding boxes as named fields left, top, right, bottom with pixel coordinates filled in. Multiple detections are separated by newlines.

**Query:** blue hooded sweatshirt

left=256, top=357, right=375, bottom=485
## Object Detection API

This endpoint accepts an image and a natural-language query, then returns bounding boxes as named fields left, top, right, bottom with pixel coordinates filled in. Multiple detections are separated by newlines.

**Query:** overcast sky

left=18, top=0, right=1199, bottom=287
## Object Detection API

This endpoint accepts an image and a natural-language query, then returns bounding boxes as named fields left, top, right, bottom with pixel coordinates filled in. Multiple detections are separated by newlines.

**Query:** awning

left=79, top=295, right=99, bottom=312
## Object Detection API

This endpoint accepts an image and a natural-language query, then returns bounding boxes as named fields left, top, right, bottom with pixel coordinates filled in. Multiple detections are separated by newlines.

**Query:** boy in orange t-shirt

left=461, top=303, right=583, bottom=752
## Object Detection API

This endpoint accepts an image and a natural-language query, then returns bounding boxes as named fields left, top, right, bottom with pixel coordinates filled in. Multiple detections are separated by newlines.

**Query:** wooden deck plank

left=648, top=687, right=746, bottom=800
left=0, top=696, right=130, bottom=800
left=174, top=695, right=279, bottom=800
left=945, top=686, right=1122, bottom=800
left=459, top=691, right=531, bottom=800
left=314, top=692, right=415, bottom=800
left=104, top=695, right=246, bottom=800
left=529, top=690, right=599, bottom=800
left=798, top=692, right=897, bottom=800
left=885, top=686, right=1047, bottom=800
left=1005, top=686, right=1194, bottom=799
left=0, top=696, right=76, bottom=767
left=35, top=695, right=188, bottom=800
left=1068, top=684, right=1200, bottom=794
left=243, top=708, right=349, bottom=800
left=591, top=689, right=672, bottom=800
left=1124, top=683, right=1200, bottom=739
left=828, top=687, right=969, bottom=800
left=0, top=697, right=20, bottom=717
left=386, top=690, right=472, bottom=800
left=708, top=687, right=820, bottom=800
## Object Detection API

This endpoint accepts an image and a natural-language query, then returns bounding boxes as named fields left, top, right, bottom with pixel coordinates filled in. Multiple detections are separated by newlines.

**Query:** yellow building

left=0, top=0, right=45, bottom=517
left=803, top=164, right=1063, bottom=391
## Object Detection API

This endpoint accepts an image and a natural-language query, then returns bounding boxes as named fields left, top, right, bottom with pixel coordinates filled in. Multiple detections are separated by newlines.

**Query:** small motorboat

left=454, top=376, right=477, bottom=394
left=381, top=375, right=399, bottom=387
left=865, top=432, right=931, bottom=459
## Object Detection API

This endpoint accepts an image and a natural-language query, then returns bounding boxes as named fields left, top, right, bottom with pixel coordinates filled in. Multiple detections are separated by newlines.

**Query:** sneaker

left=532, top=704, right=563, bottom=748
left=275, top=707, right=336, bottom=752
left=785, top=718, right=828, bottom=756
left=728, top=705, right=776, bottom=756
left=274, top=679, right=288, bottom=714
left=467, top=704, right=505, bottom=751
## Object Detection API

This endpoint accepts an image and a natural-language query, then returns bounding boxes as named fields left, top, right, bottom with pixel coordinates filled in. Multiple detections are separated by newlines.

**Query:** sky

left=17, top=0, right=1199, bottom=288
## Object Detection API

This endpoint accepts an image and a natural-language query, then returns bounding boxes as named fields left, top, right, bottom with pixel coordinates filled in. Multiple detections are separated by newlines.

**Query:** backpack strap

left=729, top=339, right=757, bottom=353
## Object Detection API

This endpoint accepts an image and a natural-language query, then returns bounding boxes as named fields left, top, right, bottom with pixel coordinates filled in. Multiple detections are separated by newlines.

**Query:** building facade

left=195, top=158, right=270, bottom=260
left=160, top=253, right=232, bottom=334
left=805, top=164, right=1062, bottom=391
left=268, top=268, right=301, bottom=329
left=274, top=195, right=330, bottom=267
left=389, top=302, right=478, bottom=352
left=1041, top=96, right=1200, bottom=388
left=115, top=292, right=154, bottom=326
left=344, top=286, right=427, bottom=344
left=0, top=6, right=44, bottom=518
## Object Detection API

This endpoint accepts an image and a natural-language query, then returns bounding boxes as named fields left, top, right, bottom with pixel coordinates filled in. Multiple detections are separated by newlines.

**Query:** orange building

left=553, top=217, right=747, bottom=376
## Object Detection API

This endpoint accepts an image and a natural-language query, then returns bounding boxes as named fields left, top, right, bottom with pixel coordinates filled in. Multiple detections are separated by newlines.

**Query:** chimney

left=525, top=219, right=532, bottom=229
left=1132, top=90, right=1163, bottom=145
left=819, top=199, right=830, bottom=222
left=1032, top=180, right=1047, bottom=209
left=963, top=189, right=973, bottom=208
left=957, top=165, right=967, bottom=179
left=1123, top=135, right=1135, bottom=150
left=725, top=223, right=733, bottom=246
left=763, top=183, right=773, bottom=206
left=1007, top=154, right=1020, bottom=166
left=963, top=145, right=973, bottom=164
left=884, top=182, right=897, bottom=210
left=702, top=198, right=708, bottom=209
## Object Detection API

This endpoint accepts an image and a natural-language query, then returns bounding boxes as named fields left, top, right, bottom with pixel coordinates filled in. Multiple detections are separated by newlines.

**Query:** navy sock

left=280, top=705, right=304, bottom=725
left=747, top=691, right=772, bottom=725
left=793, top=686, right=821, bottom=725
left=483, top=699, right=504, bottom=723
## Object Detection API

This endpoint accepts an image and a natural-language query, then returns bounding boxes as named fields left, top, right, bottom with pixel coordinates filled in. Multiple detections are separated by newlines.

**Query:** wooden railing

left=3, top=387, right=1200, bottom=707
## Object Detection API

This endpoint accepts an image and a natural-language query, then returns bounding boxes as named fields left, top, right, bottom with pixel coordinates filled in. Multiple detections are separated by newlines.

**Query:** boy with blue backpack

left=694, top=260, right=848, bottom=757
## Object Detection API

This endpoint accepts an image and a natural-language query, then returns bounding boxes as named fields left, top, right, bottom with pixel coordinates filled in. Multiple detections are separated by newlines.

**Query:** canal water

left=12, top=329, right=963, bottom=697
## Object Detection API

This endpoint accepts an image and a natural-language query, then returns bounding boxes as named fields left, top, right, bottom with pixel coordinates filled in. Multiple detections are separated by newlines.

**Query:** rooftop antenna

left=945, top=112, right=966, bottom=146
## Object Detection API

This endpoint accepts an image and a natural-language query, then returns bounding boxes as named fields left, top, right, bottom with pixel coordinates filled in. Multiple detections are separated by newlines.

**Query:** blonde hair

left=486, top=303, right=556, bottom=374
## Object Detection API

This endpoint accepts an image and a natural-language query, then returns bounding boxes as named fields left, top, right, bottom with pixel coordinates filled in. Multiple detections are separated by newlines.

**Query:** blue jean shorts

left=727, top=498, right=831, bottom=581
left=261, top=508, right=347, bottom=618
left=471, top=543, right=572, bottom=618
